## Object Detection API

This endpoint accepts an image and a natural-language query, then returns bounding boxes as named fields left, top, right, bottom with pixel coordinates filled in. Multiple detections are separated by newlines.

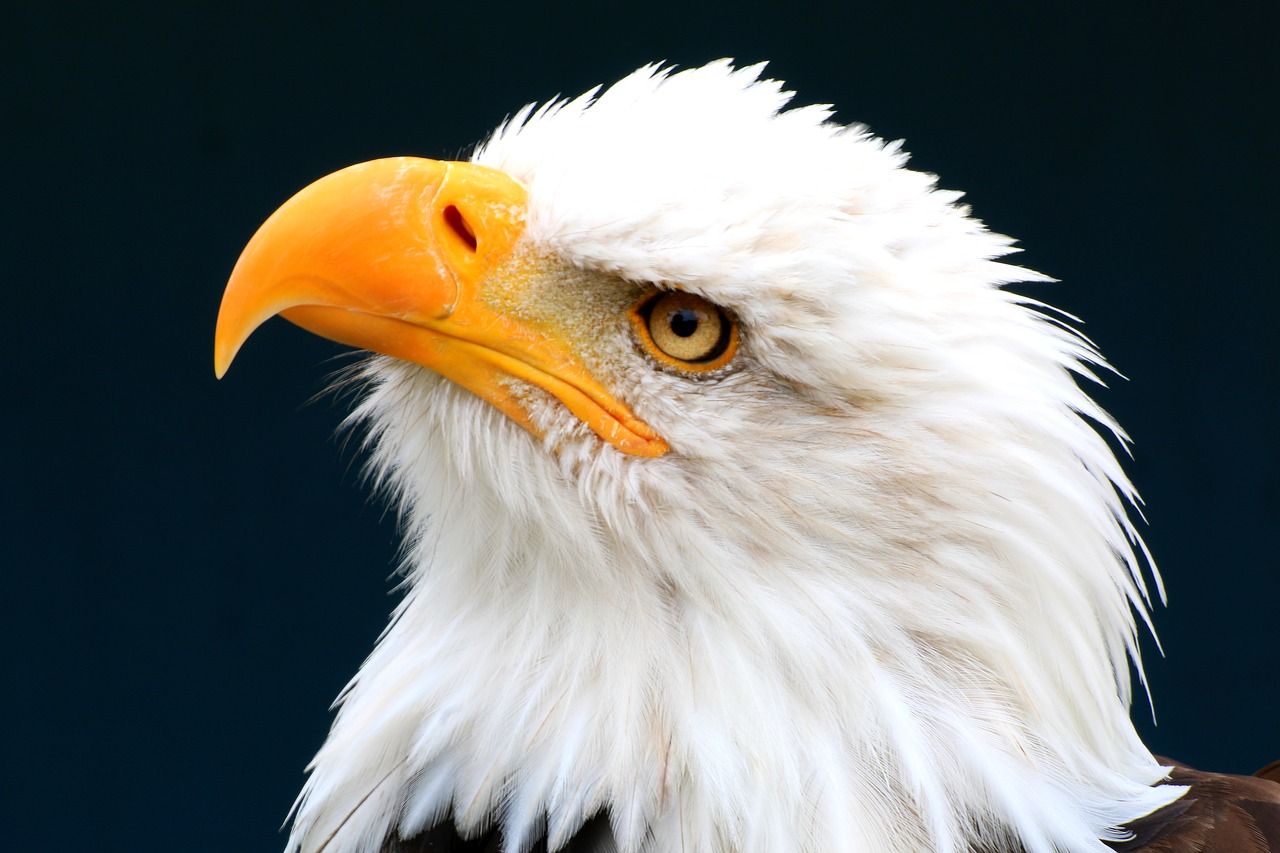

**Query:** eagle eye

left=630, top=291, right=739, bottom=372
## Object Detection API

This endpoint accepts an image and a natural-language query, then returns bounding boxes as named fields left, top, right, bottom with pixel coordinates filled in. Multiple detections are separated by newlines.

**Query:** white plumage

left=229, top=61, right=1189, bottom=852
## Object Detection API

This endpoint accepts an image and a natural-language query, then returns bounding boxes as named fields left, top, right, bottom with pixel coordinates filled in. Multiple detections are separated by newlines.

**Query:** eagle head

left=217, top=61, right=1181, bottom=853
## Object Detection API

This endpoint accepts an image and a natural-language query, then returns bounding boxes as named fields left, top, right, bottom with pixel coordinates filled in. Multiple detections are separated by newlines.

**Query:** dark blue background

left=6, top=2, right=1277, bottom=850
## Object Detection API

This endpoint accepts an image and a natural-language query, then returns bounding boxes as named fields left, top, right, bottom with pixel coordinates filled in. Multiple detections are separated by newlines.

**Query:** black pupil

left=669, top=308, right=700, bottom=338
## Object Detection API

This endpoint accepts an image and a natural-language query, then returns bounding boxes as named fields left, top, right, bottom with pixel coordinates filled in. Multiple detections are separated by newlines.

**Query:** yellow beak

left=215, top=157, right=668, bottom=458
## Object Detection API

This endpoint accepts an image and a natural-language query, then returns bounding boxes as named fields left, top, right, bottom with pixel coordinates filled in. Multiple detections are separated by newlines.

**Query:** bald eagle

left=216, top=62, right=1280, bottom=853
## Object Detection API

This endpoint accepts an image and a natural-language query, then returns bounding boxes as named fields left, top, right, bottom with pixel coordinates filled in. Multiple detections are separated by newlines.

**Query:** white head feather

left=284, top=61, right=1181, bottom=853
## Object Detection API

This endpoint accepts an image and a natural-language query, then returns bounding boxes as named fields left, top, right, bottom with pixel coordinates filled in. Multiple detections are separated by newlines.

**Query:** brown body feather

left=379, top=762, right=1280, bottom=853
left=381, top=813, right=613, bottom=852
left=1102, top=759, right=1280, bottom=853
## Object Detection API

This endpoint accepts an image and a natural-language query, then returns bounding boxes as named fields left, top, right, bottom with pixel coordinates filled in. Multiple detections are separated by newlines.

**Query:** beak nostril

left=443, top=205, right=478, bottom=252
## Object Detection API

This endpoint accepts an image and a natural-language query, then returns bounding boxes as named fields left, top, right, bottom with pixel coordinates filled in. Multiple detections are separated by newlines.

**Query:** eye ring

left=629, top=290, right=739, bottom=372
